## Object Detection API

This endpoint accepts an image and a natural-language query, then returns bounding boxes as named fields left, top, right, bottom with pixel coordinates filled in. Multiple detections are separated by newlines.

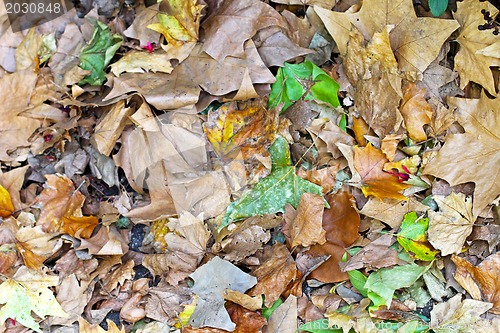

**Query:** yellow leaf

left=0, top=185, right=14, bottom=218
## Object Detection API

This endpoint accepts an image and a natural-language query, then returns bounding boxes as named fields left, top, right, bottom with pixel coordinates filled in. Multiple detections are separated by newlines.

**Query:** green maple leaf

left=78, top=20, right=123, bottom=86
left=221, top=136, right=325, bottom=229
left=0, top=279, right=67, bottom=332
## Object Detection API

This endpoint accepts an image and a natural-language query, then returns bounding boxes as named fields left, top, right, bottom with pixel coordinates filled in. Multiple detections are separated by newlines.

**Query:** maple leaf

left=353, top=143, right=409, bottom=201
left=314, top=0, right=459, bottom=73
left=423, top=92, right=500, bottom=218
left=430, top=294, right=492, bottom=331
left=36, top=174, right=98, bottom=236
left=222, top=136, right=324, bottom=229
left=453, top=0, right=500, bottom=95
left=0, top=276, right=67, bottom=332
left=427, top=192, right=474, bottom=256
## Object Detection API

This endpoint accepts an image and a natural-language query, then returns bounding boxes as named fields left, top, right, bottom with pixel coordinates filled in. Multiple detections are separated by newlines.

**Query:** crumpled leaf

left=423, top=92, right=500, bottom=218
left=0, top=185, right=14, bottom=218
left=452, top=252, right=500, bottom=314
left=78, top=317, right=125, bottom=333
left=78, top=20, right=123, bottom=86
left=222, top=136, right=324, bottom=229
left=147, top=0, right=204, bottom=46
left=188, top=256, right=257, bottom=331
left=16, top=225, right=61, bottom=269
left=365, top=262, right=430, bottom=308
left=427, top=192, right=474, bottom=256
left=397, top=212, right=438, bottom=261
left=314, top=0, right=459, bottom=73
left=353, top=143, right=409, bottom=200
left=268, top=59, right=340, bottom=113
left=359, top=197, right=429, bottom=229
left=430, top=294, right=492, bottom=332
left=0, top=276, right=67, bottom=332
left=453, top=0, right=500, bottom=95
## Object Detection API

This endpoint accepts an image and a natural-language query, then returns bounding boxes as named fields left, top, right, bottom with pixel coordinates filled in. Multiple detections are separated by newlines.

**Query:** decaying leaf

left=399, top=82, right=432, bottom=142
left=287, top=193, right=326, bottom=248
left=264, top=295, right=297, bottom=333
left=430, top=294, right=492, bottom=332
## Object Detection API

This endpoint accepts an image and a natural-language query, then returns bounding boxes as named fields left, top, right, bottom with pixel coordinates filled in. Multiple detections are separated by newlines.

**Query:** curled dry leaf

left=452, top=252, right=500, bottom=314
left=0, top=185, right=14, bottom=218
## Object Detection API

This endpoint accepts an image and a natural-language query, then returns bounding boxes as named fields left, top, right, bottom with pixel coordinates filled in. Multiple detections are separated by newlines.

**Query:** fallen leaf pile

left=0, top=0, right=499, bottom=332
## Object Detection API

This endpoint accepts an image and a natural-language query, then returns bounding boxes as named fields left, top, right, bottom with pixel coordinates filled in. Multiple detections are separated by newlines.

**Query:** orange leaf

left=0, top=185, right=14, bottom=218
left=61, top=215, right=99, bottom=239
left=37, top=174, right=98, bottom=235
left=353, top=143, right=409, bottom=200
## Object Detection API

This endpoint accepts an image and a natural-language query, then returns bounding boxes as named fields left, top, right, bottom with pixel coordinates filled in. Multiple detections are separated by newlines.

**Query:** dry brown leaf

left=101, top=260, right=135, bottom=293
left=400, top=82, right=432, bottom=142
left=53, top=274, right=91, bottom=326
left=110, top=50, right=175, bottom=76
left=254, top=29, right=313, bottom=67
left=146, top=285, right=193, bottom=326
left=223, top=290, right=262, bottom=311
left=453, top=0, right=500, bottom=95
left=308, top=118, right=355, bottom=159
left=424, top=92, right=500, bottom=218
left=249, top=243, right=297, bottom=307
left=201, top=0, right=285, bottom=61
left=452, top=253, right=500, bottom=314
left=343, top=26, right=403, bottom=137
left=92, top=100, right=134, bottom=156
left=380, top=134, right=403, bottom=162
left=0, top=70, right=41, bottom=162
left=427, top=192, right=474, bottom=256
left=123, top=4, right=161, bottom=46
left=296, top=163, right=346, bottom=195
left=220, top=225, right=270, bottom=262
left=353, top=143, right=409, bottom=200
left=288, top=193, right=326, bottom=248
left=314, top=0, right=459, bottom=73
left=36, top=174, right=98, bottom=235
left=79, top=225, right=129, bottom=256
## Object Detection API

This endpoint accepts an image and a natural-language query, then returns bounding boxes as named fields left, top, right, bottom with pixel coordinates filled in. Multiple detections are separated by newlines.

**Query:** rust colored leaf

left=306, top=191, right=360, bottom=283
left=452, top=253, right=500, bottom=314
left=353, top=143, right=409, bottom=200
left=249, top=243, right=297, bottom=307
